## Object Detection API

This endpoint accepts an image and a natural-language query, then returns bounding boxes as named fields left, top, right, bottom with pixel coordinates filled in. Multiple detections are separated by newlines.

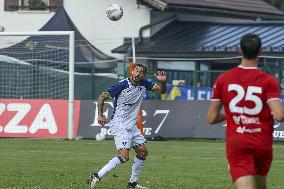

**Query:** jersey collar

left=238, top=65, right=258, bottom=69
left=128, top=78, right=142, bottom=86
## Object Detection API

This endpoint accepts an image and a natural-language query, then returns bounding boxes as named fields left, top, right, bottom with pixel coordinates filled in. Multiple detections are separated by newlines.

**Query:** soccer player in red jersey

left=207, top=33, right=284, bottom=189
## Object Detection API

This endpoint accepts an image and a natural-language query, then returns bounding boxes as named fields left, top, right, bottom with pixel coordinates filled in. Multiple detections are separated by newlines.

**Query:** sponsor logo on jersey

left=233, top=115, right=260, bottom=125
left=236, top=126, right=261, bottom=134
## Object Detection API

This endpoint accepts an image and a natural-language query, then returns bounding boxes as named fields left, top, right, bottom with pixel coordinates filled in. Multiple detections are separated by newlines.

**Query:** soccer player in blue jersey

left=88, top=64, right=167, bottom=189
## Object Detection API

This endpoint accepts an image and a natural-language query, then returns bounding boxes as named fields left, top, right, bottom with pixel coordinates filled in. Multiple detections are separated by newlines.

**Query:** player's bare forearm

left=208, top=112, right=226, bottom=124
left=212, top=113, right=226, bottom=124
left=97, top=91, right=111, bottom=115
left=207, top=101, right=225, bottom=124
left=268, top=100, right=284, bottom=122
left=153, top=70, right=167, bottom=94
left=159, top=81, right=167, bottom=94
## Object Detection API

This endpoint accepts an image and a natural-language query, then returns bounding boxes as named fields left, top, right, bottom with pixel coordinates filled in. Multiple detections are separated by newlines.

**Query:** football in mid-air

left=106, top=4, right=123, bottom=21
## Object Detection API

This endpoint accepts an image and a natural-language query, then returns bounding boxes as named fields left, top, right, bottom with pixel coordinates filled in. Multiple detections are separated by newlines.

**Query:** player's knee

left=118, top=149, right=130, bottom=162
left=117, top=154, right=128, bottom=163
left=143, top=150, right=149, bottom=157
left=137, top=149, right=148, bottom=158
left=123, top=155, right=129, bottom=162
left=122, top=154, right=130, bottom=162
left=119, top=153, right=129, bottom=162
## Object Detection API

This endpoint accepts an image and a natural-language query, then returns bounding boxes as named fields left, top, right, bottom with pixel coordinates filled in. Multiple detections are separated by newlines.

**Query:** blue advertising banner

left=163, top=85, right=284, bottom=101
left=164, top=84, right=213, bottom=100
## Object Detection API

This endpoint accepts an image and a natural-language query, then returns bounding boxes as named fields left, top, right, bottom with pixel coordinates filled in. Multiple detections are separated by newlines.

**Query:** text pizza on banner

left=0, top=99, right=80, bottom=138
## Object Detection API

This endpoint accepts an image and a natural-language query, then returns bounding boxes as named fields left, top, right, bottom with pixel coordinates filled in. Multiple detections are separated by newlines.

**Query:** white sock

left=129, top=155, right=146, bottom=183
left=98, top=155, right=125, bottom=179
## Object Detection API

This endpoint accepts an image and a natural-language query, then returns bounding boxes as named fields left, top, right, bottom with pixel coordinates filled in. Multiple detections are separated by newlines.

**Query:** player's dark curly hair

left=240, top=33, right=262, bottom=60
left=135, top=63, right=147, bottom=73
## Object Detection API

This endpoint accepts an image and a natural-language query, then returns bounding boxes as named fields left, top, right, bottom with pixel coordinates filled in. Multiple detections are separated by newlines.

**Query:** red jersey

left=211, top=65, right=281, bottom=151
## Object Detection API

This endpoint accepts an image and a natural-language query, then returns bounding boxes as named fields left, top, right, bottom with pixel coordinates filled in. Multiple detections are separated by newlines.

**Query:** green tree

left=264, top=0, right=284, bottom=11
left=28, top=0, right=47, bottom=8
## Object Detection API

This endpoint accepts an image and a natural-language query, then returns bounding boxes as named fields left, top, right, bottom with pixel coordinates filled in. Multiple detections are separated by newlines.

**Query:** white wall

left=0, top=3, right=54, bottom=31
left=0, top=0, right=151, bottom=58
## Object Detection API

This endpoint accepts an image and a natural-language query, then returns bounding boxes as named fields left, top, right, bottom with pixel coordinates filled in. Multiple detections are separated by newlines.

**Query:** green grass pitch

left=0, top=139, right=283, bottom=189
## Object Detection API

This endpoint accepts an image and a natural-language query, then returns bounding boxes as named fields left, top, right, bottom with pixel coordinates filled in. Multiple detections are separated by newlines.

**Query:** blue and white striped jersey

left=107, top=78, right=154, bottom=129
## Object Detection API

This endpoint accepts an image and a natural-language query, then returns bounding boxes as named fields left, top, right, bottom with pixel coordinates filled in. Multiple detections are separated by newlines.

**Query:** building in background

left=2, top=0, right=284, bottom=98
left=0, top=0, right=151, bottom=99
left=1, top=0, right=150, bottom=60
left=113, top=0, right=284, bottom=88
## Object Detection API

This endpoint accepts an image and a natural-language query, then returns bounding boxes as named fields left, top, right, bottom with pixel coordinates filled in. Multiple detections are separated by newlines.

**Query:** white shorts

left=111, top=126, right=146, bottom=150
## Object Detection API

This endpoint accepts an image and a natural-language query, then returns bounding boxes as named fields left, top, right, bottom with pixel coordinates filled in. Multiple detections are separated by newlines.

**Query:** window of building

left=20, top=0, right=49, bottom=10
left=5, top=0, right=63, bottom=12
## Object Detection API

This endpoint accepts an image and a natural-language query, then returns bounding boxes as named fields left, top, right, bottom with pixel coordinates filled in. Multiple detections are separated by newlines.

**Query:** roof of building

left=112, top=20, right=284, bottom=57
left=142, top=0, right=284, bottom=20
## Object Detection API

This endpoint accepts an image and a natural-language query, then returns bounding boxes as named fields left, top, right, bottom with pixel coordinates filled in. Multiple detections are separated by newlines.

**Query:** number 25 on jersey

left=228, top=84, right=263, bottom=115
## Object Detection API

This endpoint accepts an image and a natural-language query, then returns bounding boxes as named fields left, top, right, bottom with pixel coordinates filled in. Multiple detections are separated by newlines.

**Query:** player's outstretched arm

left=207, top=101, right=226, bottom=124
left=268, top=100, right=284, bottom=122
left=97, top=91, right=112, bottom=126
left=152, top=70, right=167, bottom=94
